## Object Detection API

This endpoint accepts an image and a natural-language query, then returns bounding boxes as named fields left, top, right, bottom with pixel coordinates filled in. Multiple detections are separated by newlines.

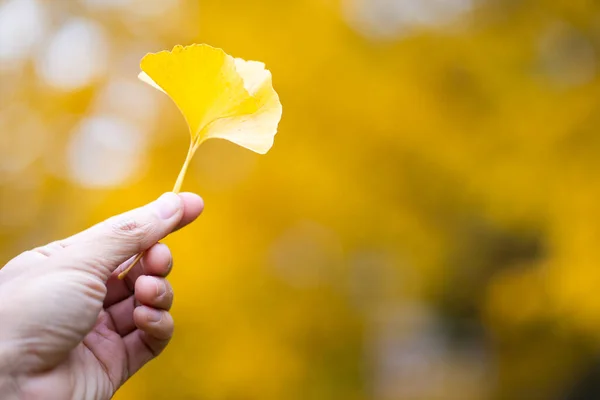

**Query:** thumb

left=61, top=192, right=185, bottom=280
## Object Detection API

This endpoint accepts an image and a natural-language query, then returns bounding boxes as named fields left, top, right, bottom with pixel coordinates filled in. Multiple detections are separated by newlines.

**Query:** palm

left=19, top=316, right=126, bottom=400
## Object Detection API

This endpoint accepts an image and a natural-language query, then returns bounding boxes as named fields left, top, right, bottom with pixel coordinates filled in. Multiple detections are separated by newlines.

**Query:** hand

left=0, top=192, right=204, bottom=400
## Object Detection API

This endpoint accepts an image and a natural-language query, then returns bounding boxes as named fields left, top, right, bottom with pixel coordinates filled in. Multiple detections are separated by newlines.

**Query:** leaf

left=138, top=44, right=282, bottom=154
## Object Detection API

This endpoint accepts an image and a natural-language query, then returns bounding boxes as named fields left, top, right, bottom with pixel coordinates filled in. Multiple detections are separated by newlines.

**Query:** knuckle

left=31, top=247, right=50, bottom=257
left=108, top=217, right=155, bottom=245
left=31, top=241, right=66, bottom=257
left=51, top=240, right=68, bottom=249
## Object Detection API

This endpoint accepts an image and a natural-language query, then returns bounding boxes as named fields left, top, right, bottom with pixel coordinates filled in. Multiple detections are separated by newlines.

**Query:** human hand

left=0, top=192, right=204, bottom=400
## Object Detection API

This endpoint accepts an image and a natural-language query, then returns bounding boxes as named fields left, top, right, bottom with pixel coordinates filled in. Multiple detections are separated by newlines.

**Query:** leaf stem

left=172, top=138, right=197, bottom=193
left=117, top=138, right=199, bottom=280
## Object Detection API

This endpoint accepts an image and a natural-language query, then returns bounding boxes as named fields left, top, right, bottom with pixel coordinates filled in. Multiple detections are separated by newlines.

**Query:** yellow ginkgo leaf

left=118, top=44, right=282, bottom=280
left=138, top=44, right=282, bottom=154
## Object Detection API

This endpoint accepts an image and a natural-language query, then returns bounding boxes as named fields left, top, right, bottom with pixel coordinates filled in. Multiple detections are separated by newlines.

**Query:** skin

left=0, top=192, right=204, bottom=400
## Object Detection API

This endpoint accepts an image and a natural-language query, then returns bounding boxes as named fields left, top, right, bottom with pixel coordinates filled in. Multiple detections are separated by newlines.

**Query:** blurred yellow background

left=2, top=0, right=600, bottom=399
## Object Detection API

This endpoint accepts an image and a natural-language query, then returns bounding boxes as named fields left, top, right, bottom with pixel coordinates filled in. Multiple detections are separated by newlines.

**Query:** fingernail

left=155, top=279, right=166, bottom=297
left=155, top=192, right=181, bottom=220
left=147, top=308, right=163, bottom=322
